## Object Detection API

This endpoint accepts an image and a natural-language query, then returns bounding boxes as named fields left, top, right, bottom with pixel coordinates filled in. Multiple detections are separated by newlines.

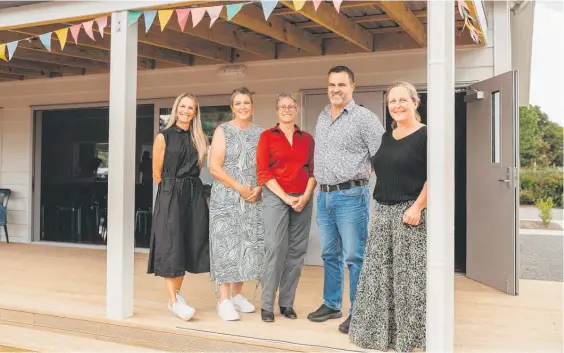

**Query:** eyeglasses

left=278, top=105, right=297, bottom=111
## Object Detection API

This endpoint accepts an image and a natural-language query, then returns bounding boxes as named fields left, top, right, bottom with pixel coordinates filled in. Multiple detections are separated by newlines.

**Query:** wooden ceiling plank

left=165, top=16, right=275, bottom=58
left=0, top=72, right=24, bottom=80
left=296, top=10, right=427, bottom=29
left=0, top=64, right=49, bottom=77
left=375, top=1, right=426, bottom=46
left=273, top=1, right=376, bottom=15
left=280, top=0, right=373, bottom=51
left=9, top=47, right=108, bottom=69
left=0, top=57, right=85, bottom=75
left=220, top=4, right=322, bottom=55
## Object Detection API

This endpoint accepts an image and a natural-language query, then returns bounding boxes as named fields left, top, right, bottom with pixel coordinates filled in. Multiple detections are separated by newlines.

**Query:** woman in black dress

left=147, top=93, right=210, bottom=321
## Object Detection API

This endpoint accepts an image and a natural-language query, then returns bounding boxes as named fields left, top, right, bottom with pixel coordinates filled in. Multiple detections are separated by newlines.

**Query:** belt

left=319, top=179, right=368, bottom=192
left=162, top=176, right=196, bottom=200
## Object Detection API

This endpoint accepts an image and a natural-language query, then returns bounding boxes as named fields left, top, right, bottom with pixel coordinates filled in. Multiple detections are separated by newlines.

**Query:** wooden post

left=106, top=10, right=138, bottom=320
left=426, top=0, right=455, bottom=351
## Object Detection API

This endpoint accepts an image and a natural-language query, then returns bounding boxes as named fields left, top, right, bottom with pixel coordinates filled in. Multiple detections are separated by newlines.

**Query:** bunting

left=144, top=10, right=157, bottom=33
left=191, top=7, right=206, bottom=28
left=55, top=28, right=68, bottom=50
left=457, top=0, right=483, bottom=43
left=95, top=16, right=108, bottom=38
left=207, top=6, right=223, bottom=28
left=0, top=44, right=7, bottom=62
left=39, top=32, right=52, bottom=52
left=261, top=0, right=278, bottom=21
left=226, top=3, right=244, bottom=21
left=176, top=8, right=191, bottom=32
left=70, top=24, right=82, bottom=44
left=6, top=41, right=18, bottom=61
left=158, top=10, right=174, bottom=31
left=0, top=0, right=408, bottom=64
left=83, top=20, right=96, bottom=41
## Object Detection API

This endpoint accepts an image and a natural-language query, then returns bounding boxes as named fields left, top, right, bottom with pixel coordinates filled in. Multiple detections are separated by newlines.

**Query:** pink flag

left=207, top=6, right=223, bottom=28
left=191, top=7, right=206, bottom=28
left=95, top=16, right=108, bottom=38
left=176, top=8, right=191, bottom=32
left=83, top=20, right=96, bottom=41
left=312, top=0, right=322, bottom=11
left=332, top=0, right=343, bottom=13
left=70, top=24, right=82, bottom=44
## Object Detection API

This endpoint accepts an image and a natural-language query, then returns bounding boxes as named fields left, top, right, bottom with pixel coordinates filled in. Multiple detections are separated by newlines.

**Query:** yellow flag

left=158, top=9, right=174, bottom=31
left=0, top=44, right=7, bottom=62
left=55, top=28, right=68, bottom=50
left=293, top=0, right=306, bottom=10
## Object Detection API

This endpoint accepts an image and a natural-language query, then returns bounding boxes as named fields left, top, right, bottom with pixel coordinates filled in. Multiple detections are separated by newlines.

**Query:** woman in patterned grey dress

left=349, top=82, right=428, bottom=352
left=208, top=87, right=265, bottom=321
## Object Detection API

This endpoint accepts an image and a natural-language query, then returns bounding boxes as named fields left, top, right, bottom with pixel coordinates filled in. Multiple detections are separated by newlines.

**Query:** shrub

left=520, top=168, right=563, bottom=208
left=535, top=197, right=553, bottom=226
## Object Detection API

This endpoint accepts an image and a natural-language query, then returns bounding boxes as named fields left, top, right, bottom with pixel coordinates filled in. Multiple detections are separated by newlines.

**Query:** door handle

left=498, top=179, right=510, bottom=183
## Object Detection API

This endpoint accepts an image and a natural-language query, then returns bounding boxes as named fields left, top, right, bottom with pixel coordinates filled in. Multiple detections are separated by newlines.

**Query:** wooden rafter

left=0, top=63, right=52, bottom=77
left=318, top=21, right=465, bottom=39
left=296, top=10, right=427, bottom=29
left=165, top=16, right=275, bottom=59
left=0, top=72, right=24, bottom=80
left=279, top=0, right=374, bottom=51
left=375, top=1, right=426, bottom=46
left=0, top=57, right=85, bottom=75
left=8, top=47, right=109, bottom=70
left=273, top=1, right=376, bottom=15
left=220, top=3, right=322, bottom=55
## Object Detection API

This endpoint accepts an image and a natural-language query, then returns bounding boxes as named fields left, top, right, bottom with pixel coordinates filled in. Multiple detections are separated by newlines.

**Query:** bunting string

left=0, top=0, right=483, bottom=63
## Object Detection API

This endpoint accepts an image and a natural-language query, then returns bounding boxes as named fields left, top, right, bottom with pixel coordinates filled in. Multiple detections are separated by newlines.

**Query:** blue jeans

left=317, top=185, right=370, bottom=313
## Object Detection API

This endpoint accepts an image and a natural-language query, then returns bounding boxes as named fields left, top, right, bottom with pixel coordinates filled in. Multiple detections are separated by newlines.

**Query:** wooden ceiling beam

left=0, top=64, right=52, bottom=77
left=273, top=1, right=376, bottom=15
left=375, top=1, right=426, bottom=46
left=317, top=21, right=465, bottom=39
left=3, top=30, right=154, bottom=68
left=164, top=16, right=275, bottom=59
left=0, top=73, right=24, bottom=81
left=296, top=10, right=427, bottom=29
left=8, top=47, right=109, bottom=70
left=280, top=0, right=373, bottom=51
left=0, top=57, right=85, bottom=75
left=220, top=3, right=322, bottom=54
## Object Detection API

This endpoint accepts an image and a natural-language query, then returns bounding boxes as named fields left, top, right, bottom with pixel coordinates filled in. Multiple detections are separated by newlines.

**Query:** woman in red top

left=256, top=93, right=316, bottom=322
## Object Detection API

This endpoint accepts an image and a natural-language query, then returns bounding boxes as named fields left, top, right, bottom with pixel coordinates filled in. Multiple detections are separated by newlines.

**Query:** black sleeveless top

left=371, top=126, right=427, bottom=205
left=161, top=125, right=200, bottom=179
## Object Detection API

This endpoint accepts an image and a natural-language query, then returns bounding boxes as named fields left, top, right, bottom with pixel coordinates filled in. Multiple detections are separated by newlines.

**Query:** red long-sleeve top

left=256, top=124, right=315, bottom=194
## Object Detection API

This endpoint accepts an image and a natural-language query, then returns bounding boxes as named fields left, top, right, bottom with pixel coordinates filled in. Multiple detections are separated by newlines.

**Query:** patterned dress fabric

left=209, top=122, right=265, bottom=285
left=349, top=201, right=427, bottom=352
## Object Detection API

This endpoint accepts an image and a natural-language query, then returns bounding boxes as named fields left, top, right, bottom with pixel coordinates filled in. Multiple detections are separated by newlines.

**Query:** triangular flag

left=55, top=28, right=68, bottom=50
left=332, top=0, right=343, bottom=13
left=191, top=7, right=206, bottom=28
left=226, top=3, right=244, bottom=21
left=0, top=44, right=7, bottom=62
left=6, top=41, right=18, bottom=60
left=293, top=0, right=306, bottom=11
left=158, top=9, right=174, bottom=31
left=95, top=16, right=108, bottom=38
left=39, top=32, right=52, bottom=52
left=261, top=0, right=278, bottom=21
left=312, top=0, right=322, bottom=11
left=83, top=20, right=96, bottom=41
left=207, top=6, right=223, bottom=28
left=128, top=11, right=142, bottom=26
left=70, top=24, right=81, bottom=44
left=176, top=9, right=190, bottom=32
left=144, top=11, right=157, bottom=33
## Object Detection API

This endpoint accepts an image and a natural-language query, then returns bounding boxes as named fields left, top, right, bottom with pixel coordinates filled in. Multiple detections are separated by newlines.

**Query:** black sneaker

left=261, top=309, right=274, bottom=322
left=280, top=306, right=297, bottom=319
left=307, top=304, right=342, bottom=322
left=338, top=315, right=351, bottom=333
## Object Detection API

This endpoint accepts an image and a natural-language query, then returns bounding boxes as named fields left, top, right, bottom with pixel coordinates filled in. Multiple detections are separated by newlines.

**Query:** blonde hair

left=166, top=93, right=209, bottom=168
left=386, top=81, right=421, bottom=129
left=230, top=87, right=253, bottom=106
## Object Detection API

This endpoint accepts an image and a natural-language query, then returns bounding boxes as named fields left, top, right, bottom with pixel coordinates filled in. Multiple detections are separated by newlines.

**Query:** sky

left=529, top=1, right=564, bottom=126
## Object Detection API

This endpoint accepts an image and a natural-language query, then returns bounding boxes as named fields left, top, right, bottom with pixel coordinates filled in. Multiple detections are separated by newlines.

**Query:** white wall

left=0, top=33, right=496, bottom=242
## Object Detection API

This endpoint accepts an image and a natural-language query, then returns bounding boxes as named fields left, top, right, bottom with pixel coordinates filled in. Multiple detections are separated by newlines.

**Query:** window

left=159, top=105, right=232, bottom=142
left=491, top=91, right=501, bottom=163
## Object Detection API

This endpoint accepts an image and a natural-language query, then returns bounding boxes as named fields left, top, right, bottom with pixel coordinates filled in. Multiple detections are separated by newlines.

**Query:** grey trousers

left=261, top=188, right=313, bottom=312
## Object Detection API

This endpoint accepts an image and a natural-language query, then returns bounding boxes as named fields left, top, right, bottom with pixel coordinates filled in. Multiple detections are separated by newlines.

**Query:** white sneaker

left=217, top=299, right=240, bottom=321
left=168, top=301, right=195, bottom=321
left=176, top=291, right=186, bottom=304
left=231, top=294, right=256, bottom=313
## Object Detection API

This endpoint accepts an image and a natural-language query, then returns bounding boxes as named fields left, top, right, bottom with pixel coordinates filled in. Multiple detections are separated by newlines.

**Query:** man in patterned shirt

left=307, top=65, right=384, bottom=334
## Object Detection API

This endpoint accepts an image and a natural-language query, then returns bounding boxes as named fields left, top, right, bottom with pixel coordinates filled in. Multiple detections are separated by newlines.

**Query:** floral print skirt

left=349, top=201, right=426, bottom=352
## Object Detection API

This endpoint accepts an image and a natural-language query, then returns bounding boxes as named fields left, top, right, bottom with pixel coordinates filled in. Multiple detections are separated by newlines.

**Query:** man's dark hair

left=328, top=65, right=355, bottom=83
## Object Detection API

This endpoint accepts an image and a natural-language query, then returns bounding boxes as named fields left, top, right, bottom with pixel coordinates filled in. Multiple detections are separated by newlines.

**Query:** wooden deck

left=0, top=243, right=561, bottom=352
